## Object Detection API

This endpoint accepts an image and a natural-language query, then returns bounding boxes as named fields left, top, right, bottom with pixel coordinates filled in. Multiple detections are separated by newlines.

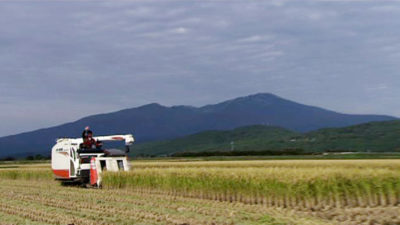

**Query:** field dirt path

left=0, top=179, right=331, bottom=225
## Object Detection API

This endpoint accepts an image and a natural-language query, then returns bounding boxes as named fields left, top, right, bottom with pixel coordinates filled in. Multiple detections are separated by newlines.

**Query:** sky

left=1, top=0, right=400, bottom=136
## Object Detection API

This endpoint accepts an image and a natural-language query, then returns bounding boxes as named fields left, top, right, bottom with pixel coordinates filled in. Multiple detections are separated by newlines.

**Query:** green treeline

left=131, top=120, right=400, bottom=156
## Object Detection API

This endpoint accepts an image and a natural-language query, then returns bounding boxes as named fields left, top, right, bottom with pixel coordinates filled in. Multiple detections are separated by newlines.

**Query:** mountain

left=0, top=93, right=396, bottom=157
left=131, top=121, right=400, bottom=156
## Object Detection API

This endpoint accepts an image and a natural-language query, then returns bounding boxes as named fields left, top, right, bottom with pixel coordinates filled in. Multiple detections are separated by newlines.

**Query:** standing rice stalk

left=102, top=160, right=400, bottom=209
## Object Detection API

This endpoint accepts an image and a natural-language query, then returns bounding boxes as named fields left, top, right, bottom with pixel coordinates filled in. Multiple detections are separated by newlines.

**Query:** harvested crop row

left=0, top=179, right=326, bottom=225
left=0, top=211, right=48, bottom=225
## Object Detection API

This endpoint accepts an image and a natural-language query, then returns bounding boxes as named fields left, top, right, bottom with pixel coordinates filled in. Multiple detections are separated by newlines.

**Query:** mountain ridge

left=0, top=93, right=396, bottom=157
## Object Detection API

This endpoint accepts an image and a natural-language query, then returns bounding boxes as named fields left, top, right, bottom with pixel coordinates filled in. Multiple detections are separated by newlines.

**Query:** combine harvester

left=51, top=134, right=134, bottom=187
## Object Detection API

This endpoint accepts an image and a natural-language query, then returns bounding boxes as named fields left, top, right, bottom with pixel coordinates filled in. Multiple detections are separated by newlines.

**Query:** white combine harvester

left=51, top=134, right=134, bottom=187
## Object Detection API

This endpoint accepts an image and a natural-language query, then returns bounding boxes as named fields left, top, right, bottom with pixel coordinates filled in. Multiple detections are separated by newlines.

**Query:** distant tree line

left=170, top=149, right=311, bottom=157
left=0, top=154, right=50, bottom=161
left=25, top=154, right=50, bottom=160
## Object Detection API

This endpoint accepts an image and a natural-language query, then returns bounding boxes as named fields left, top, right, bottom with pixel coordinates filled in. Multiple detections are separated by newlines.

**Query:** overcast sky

left=1, top=0, right=400, bottom=136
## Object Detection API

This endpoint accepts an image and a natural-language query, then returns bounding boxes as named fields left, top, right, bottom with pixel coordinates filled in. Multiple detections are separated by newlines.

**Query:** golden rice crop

left=0, top=168, right=52, bottom=181
left=130, top=159, right=400, bottom=170
left=103, top=160, right=400, bottom=208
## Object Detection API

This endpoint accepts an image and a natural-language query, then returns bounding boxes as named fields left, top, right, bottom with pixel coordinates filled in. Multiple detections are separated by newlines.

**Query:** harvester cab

left=51, top=134, right=134, bottom=187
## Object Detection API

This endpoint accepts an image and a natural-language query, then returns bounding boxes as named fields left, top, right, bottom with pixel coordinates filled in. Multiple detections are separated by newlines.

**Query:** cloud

left=366, top=84, right=389, bottom=91
left=370, top=5, right=400, bottom=12
left=171, top=27, right=188, bottom=34
left=237, top=35, right=273, bottom=43
left=1, top=0, right=400, bottom=135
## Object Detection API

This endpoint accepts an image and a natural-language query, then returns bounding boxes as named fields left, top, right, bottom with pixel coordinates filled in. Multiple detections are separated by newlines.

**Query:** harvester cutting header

left=51, top=127, right=134, bottom=187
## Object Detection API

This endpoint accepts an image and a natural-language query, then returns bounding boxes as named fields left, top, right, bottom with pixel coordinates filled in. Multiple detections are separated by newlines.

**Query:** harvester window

left=100, top=160, right=107, bottom=171
left=71, top=148, right=76, bottom=160
left=70, top=160, right=75, bottom=176
left=117, top=160, right=124, bottom=170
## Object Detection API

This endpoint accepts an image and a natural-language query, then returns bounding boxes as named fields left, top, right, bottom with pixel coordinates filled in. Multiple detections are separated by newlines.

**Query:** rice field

left=1, top=159, right=400, bottom=224
left=103, top=160, right=400, bottom=209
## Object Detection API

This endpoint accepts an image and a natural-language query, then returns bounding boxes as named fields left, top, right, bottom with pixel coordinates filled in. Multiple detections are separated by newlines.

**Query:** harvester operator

left=81, top=126, right=102, bottom=150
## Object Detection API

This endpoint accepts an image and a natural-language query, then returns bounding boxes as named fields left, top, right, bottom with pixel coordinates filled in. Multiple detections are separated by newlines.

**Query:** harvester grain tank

left=51, top=134, right=134, bottom=186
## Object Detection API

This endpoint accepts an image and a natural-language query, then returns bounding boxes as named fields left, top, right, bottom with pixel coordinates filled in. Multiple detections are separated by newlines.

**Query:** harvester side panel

left=51, top=142, right=70, bottom=179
